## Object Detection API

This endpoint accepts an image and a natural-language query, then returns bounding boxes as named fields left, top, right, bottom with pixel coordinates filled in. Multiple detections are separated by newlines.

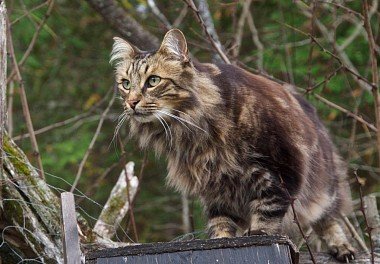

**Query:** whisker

left=157, top=110, right=208, bottom=134
left=159, top=114, right=173, bottom=149
left=170, top=108, right=197, bottom=122
left=154, top=113, right=172, bottom=149
left=161, top=112, right=192, bottom=132
left=110, top=113, right=128, bottom=149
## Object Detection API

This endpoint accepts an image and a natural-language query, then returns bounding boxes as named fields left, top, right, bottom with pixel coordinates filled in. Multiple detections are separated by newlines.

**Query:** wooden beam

left=61, top=192, right=82, bottom=264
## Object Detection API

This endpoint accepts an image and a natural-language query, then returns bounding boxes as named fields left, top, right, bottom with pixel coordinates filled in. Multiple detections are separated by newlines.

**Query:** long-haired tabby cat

left=111, top=29, right=355, bottom=262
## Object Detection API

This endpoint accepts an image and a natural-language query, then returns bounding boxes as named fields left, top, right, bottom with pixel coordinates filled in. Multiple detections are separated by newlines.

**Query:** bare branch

left=7, top=0, right=54, bottom=84
left=6, top=16, right=45, bottom=179
left=185, top=0, right=230, bottom=63
left=11, top=1, right=48, bottom=25
left=232, top=0, right=252, bottom=58
left=313, top=93, right=377, bottom=132
left=246, top=12, right=264, bottom=71
left=355, top=170, right=375, bottom=264
left=12, top=88, right=113, bottom=141
left=85, top=0, right=159, bottom=50
left=340, top=214, right=369, bottom=252
left=295, top=1, right=375, bottom=92
left=173, top=4, right=188, bottom=28
left=70, top=92, right=116, bottom=192
left=362, top=0, right=380, bottom=167
left=94, top=162, right=139, bottom=240
left=181, top=194, right=191, bottom=234
left=0, top=0, right=7, bottom=207
left=7, top=81, right=14, bottom=137
left=147, top=0, right=171, bottom=30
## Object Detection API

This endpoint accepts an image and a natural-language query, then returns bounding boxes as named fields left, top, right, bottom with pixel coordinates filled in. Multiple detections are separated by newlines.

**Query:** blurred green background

left=6, top=0, right=380, bottom=243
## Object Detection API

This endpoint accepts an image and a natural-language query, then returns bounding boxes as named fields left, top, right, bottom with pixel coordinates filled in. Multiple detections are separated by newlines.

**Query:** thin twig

left=181, top=194, right=191, bottom=234
left=7, top=0, right=54, bottom=84
left=362, top=0, right=380, bottom=167
left=340, top=214, right=369, bottom=252
left=184, top=0, right=230, bottom=63
left=246, top=11, right=264, bottom=71
left=11, top=1, right=48, bottom=25
left=354, top=170, right=375, bottom=264
left=7, top=81, right=14, bottom=137
left=147, top=0, right=171, bottom=30
left=13, top=88, right=113, bottom=141
left=0, top=0, right=7, bottom=207
left=297, top=228, right=313, bottom=249
left=306, top=1, right=317, bottom=89
left=173, top=4, right=188, bottom=28
left=70, top=92, right=116, bottom=192
left=118, top=136, right=139, bottom=242
left=318, top=0, right=364, bottom=20
left=306, top=65, right=343, bottom=93
left=295, top=1, right=377, bottom=91
left=237, top=61, right=378, bottom=133
left=279, top=175, right=316, bottom=263
left=314, top=93, right=377, bottom=132
left=6, top=16, right=45, bottom=179
left=76, top=161, right=120, bottom=205
left=232, top=0, right=252, bottom=58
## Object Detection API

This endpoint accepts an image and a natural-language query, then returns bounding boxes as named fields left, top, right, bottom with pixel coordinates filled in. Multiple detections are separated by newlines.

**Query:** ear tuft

left=110, top=37, right=140, bottom=66
left=158, top=29, right=188, bottom=61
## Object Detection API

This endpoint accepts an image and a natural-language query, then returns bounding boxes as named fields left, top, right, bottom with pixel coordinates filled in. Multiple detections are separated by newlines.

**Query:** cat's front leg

left=207, top=216, right=241, bottom=238
left=248, top=172, right=291, bottom=235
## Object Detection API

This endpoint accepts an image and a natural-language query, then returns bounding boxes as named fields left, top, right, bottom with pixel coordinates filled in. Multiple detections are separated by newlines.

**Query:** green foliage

left=7, top=0, right=380, bottom=243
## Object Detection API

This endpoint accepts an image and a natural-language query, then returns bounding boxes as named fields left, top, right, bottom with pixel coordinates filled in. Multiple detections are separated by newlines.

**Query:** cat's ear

left=110, top=37, right=142, bottom=65
left=158, top=29, right=189, bottom=61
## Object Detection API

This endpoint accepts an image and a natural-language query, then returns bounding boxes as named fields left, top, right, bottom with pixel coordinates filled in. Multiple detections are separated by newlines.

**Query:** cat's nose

left=128, top=99, right=140, bottom=110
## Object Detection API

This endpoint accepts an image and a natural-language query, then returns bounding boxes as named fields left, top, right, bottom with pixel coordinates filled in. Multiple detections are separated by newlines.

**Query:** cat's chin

left=132, top=114, right=156, bottom=123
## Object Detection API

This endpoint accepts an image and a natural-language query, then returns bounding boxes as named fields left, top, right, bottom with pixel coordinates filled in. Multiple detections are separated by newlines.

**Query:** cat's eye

left=147, top=75, right=161, bottom=87
left=121, top=79, right=131, bottom=90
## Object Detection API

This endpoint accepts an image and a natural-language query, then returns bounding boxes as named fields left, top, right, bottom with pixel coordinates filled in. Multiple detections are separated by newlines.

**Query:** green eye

left=122, top=79, right=131, bottom=90
left=147, top=75, right=161, bottom=87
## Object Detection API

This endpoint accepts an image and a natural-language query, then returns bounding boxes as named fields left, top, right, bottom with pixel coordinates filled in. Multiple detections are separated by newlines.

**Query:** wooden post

left=61, top=192, right=82, bottom=264
left=364, top=194, right=380, bottom=249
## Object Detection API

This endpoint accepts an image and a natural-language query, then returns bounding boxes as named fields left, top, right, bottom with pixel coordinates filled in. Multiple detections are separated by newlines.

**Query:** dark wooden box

left=86, top=235, right=299, bottom=264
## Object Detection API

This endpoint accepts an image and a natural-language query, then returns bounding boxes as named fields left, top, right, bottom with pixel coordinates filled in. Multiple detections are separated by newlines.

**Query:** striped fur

left=111, top=29, right=355, bottom=262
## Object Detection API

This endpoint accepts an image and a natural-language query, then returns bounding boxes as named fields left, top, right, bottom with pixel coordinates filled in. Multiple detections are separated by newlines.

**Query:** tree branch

left=70, top=92, right=115, bottom=192
left=85, top=0, right=159, bottom=50
left=185, top=0, right=230, bottom=63
left=6, top=15, right=45, bottom=179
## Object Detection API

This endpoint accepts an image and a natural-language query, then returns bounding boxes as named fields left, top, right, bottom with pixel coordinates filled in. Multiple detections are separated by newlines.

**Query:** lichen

left=3, top=135, right=31, bottom=175
left=101, top=193, right=126, bottom=223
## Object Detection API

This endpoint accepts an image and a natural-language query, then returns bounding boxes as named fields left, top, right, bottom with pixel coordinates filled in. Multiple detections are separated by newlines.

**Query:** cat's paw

left=330, top=243, right=355, bottom=263
left=244, top=229, right=268, bottom=236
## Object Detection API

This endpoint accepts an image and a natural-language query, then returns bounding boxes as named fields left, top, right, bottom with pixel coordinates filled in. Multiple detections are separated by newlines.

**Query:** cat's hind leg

left=312, top=215, right=355, bottom=262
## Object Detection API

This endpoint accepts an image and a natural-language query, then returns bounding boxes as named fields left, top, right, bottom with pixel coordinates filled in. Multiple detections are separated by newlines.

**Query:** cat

left=111, top=29, right=355, bottom=262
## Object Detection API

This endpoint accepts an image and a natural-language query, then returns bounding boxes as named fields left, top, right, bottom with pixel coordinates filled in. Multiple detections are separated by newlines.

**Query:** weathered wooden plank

left=87, top=236, right=297, bottom=264
left=95, top=244, right=293, bottom=264
left=87, top=235, right=296, bottom=260
left=61, top=192, right=82, bottom=264
left=299, top=250, right=380, bottom=264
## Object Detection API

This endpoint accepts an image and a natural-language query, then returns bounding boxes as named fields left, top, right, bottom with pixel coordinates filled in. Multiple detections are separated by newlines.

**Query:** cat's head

left=111, top=29, right=197, bottom=124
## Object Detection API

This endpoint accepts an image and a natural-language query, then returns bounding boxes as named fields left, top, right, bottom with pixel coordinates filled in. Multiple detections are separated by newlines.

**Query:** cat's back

left=197, top=62, right=316, bottom=134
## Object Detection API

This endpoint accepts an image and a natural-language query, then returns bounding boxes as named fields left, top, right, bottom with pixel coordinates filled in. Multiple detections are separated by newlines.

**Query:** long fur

left=111, top=29, right=355, bottom=262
